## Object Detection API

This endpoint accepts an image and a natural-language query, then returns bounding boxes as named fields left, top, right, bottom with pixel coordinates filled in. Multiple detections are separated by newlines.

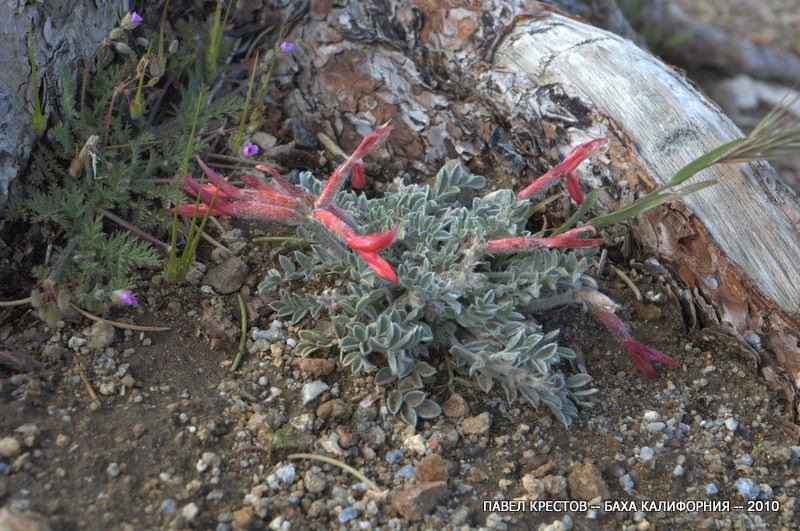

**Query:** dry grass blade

left=719, top=92, right=800, bottom=164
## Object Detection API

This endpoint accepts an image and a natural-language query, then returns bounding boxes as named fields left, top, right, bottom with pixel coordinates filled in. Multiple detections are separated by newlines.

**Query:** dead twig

left=76, top=359, right=100, bottom=406
left=71, top=303, right=171, bottom=332
left=610, top=264, right=642, bottom=301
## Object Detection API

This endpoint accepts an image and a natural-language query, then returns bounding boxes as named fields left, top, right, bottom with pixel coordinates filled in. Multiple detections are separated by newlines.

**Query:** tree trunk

left=269, top=0, right=800, bottom=412
left=0, top=0, right=115, bottom=213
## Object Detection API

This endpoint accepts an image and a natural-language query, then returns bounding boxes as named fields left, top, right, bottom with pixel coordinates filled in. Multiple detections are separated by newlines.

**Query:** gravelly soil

left=1, top=229, right=798, bottom=530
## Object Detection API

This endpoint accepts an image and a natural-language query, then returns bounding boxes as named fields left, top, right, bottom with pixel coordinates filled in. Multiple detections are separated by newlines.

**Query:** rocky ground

left=1, top=221, right=798, bottom=530
left=3, top=1, right=800, bottom=529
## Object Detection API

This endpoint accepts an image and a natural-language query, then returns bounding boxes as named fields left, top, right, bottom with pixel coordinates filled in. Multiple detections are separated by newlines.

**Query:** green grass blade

left=656, top=139, right=745, bottom=192
left=550, top=188, right=604, bottom=236
left=589, top=180, right=717, bottom=230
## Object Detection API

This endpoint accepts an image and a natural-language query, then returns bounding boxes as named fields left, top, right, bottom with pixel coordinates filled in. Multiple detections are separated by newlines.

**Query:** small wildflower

left=516, top=138, right=608, bottom=202
left=483, top=226, right=603, bottom=254
left=112, top=289, right=138, bottom=307
left=315, top=123, right=393, bottom=209
left=243, top=142, right=260, bottom=158
left=280, top=40, right=294, bottom=53
left=579, top=289, right=680, bottom=379
left=121, top=11, right=143, bottom=31
left=312, top=209, right=398, bottom=282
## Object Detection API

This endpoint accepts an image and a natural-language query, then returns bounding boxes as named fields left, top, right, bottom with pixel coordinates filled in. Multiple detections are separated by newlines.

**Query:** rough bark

left=0, top=0, right=114, bottom=213
left=267, top=0, right=799, bottom=411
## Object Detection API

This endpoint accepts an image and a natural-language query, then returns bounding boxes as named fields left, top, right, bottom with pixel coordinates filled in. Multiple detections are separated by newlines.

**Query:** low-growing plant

left=174, top=102, right=800, bottom=427
left=170, top=126, right=673, bottom=426
left=7, top=7, right=291, bottom=320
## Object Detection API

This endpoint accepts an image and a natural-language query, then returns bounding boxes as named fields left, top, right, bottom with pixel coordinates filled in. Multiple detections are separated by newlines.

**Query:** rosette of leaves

left=260, top=164, right=597, bottom=427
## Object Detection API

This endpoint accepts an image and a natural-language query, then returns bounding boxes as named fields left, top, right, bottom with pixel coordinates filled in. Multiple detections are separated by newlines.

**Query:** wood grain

left=494, top=12, right=800, bottom=320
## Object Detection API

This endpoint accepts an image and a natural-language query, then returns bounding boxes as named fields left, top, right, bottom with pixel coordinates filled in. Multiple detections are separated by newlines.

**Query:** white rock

left=639, top=447, right=655, bottom=462
left=302, top=381, right=329, bottom=405
left=643, top=411, right=660, bottom=422
left=403, top=434, right=427, bottom=456
left=734, top=478, right=760, bottom=501
left=182, top=502, right=199, bottom=521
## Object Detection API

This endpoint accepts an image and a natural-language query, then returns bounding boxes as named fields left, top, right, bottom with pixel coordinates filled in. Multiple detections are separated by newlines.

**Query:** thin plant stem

left=287, top=453, right=384, bottom=493
left=0, top=297, right=32, bottom=307
left=48, top=239, right=77, bottom=281
left=232, top=51, right=259, bottom=149
left=99, top=208, right=170, bottom=250
left=610, top=264, right=642, bottom=302
left=231, top=294, right=247, bottom=371
left=252, top=236, right=301, bottom=243
left=71, top=303, right=171, bottom=332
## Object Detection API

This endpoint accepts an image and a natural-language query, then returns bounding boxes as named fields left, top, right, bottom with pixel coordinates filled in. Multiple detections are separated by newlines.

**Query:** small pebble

left=106, top=462, right=120, bottom=478
left=385, top=450, right=404, bottom=465
left=275, top=464, right=296, bottom=486
left=734, top=478, right=760, bottom=501
left=338, top=507, right=358, bottom=524
left=395, top=465, right=415, bottom=479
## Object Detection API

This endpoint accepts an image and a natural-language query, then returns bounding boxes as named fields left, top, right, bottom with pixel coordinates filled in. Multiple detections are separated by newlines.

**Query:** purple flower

left=121, top=11, right=143, bottom=30
left=279, top=40, right=294, bottom=54
left=243, top=142, right=260, bottom=158
left=112, top=289, right=138, bottom=307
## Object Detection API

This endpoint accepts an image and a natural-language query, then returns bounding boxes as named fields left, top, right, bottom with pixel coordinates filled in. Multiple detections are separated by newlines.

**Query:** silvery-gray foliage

left=259, top=163, right=598, bottom=427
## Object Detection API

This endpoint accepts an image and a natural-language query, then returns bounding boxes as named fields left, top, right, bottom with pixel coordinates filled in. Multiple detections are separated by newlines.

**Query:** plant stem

left=99, top=208, right=170, bottom=250
left=288, top=453, right=384, bottom=493
left=231, top=294, right=247, bottom=371
left=71, top=303, right=171, bottom=332
left=48, top=238, right=77, bottom=282
left=253, top=236, right=301, bottom=243
left=0, top=297, right=32, bottom=307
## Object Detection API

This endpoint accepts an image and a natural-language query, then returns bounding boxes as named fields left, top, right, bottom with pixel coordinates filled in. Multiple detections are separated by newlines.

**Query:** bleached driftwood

left=486, top=10, right=800, bottom=394
left=268, top=0, right=800, bottom=409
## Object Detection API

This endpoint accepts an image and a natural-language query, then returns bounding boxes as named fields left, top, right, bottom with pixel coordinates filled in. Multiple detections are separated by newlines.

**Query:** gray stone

left=86, top=321, right=115, bottom=350
left=182, top=502, right=199, bottom=522
left=275, top=464, right=296, bottom=486
left=734, top=478, right=760, bottom=501
left=385, top=450, right=404, bottom=464
left=0, top=2, right=115, bottom=213
left=460, top=412, right=492, bottom=435
left=337, top=507, right=358, bottom=524
left=159, top=499, right=177, bottom=514
left=203, top=256, right=249, bottom=295
left=301, top=381, right=329, bottom=405
left=303, top=467, right=327, bottom=494
left=568, top=463, right=610, bottom=501
left=390, top=481, right=447, bottom=521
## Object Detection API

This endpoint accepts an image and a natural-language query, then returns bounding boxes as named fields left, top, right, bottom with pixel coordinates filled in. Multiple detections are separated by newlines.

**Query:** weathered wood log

left=270, top=1, right=800, bottom=412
